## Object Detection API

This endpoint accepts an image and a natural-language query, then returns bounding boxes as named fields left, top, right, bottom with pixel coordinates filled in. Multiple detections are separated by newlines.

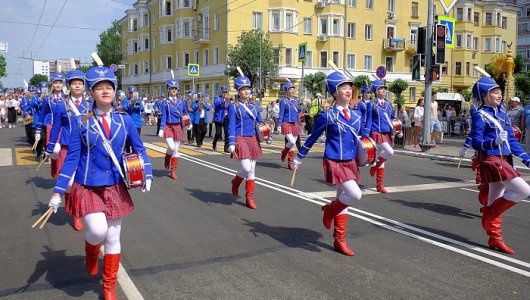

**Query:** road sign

left=376, top=66, right=386, bottom=79
left=438, top=16, right=455, bottom=49
left=110, top=64, right=118, bottom=72
left=188, top=64, right=200, bottom=77
left=439, top=0, right=458, bottom=14
left=298, top=42, right=307, bottom=62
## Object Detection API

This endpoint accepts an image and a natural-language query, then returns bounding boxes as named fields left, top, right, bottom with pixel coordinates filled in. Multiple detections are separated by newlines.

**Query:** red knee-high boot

left=170, top=157, right=179, bottom=179
left=322, top=199, right=349, bottom=229
left=370, top=157, right=386, bottom=176
left=164, top=154, right=171, bottom=170
left=478, top=183, right=488, bottom=208
left=245, top=179, right=256, bottom=209
left=376, top=168, right=388, bottom=193
left=85, top=241, right=101, bottom=276
left=333, top=214, right=355, bottom=256
left=281, top=147, right=290, bottom=162
left=103, top=253, right=120, bottom=300
left=287, top=151, right=295, bottom=170
left=482, top=197, right=517, bottom=254
left=231, top=175, right=244, bottom=197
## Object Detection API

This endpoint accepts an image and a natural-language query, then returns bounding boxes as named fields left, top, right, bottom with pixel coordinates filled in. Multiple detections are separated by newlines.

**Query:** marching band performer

left=367, top=80, right=396, bottom=193
left=356, top=85, right=372, bottom=134
left=469, top=77, right=530, bottom=254
left=21, top=86, right=37, bottom=144
left=122, top=86, right=144, bottom=153
left=30, top=83, right=47, bottom=159
left=278, top=82, right=301, bottom=169
left=47, top=69, right=91, bottom=231
left=47, top=65, right=153, bottom=299
left=228, top=76, right=265, bottom=209
left=293, top=71, right=365, bottom=256
left=159, top=79, right=191, bottom=179
left=212, top=86, right=230, bottom=152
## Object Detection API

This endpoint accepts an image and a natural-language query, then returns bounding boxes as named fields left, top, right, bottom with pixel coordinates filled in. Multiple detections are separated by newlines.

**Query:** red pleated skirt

left=233, top=136, right=262, bottom=160
left=67, top=182, right=134, bottom=219
left=370, top=132, right=393, bottom=147
left=323, top=158, right=360, bottom=184
left=479, top=155, right=520, bottom=184
left=163, top=123, right=184, bottom=140
left=281, top=122, right=301, bottom=135
left=51, top=146, right=68, bottom=180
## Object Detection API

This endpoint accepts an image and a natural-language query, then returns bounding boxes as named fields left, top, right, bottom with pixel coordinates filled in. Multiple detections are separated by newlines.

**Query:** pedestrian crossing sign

left=188, top=64, right=200, bottom=77
left=298, top=42, right=307, bottom=62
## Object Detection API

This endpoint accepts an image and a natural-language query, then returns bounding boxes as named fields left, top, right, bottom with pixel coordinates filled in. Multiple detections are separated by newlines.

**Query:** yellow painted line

left=16, top=148, right=37, bottom=165
left=146, top=149, right=165, bottom=158
left=152, top=141, right=204, bottom=156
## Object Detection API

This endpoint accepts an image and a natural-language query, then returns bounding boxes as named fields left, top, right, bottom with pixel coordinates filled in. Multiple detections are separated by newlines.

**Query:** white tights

left=285, top=134, right=298, bottom=152
left=236, top=159, right=257, bottom=180
left=488, top=177, right=530, bottom=205
left=84, top=212, right=123, bottom=255
left=376, top=142, right=394, bottom=168
left=335, top=180, right=363, bottom=215
left=166, top=138, right=181, bottom=158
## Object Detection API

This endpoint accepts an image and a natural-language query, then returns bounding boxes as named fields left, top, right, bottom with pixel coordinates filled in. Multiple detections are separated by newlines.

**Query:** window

left=144, top=36, right=149, bottom=50
left=214, top=13, right=219, bottom=31
left=409, top=87, right=416, bottom=102
left=194, top=49, right=199, bottom=63
left=467, top=8, right=472, bottom=22
left=143, top=14, right=149, bottom=26
left=455, top=62, right=462, bottom=75
left=456, top=8, right=463, bottom=21
left=412, top=2, right=418, bottom=17
left=320, top=51, right=328, bottom=68
left=252, top=12, right=262, bottom=30
left=485, top=13, right=492, bottom=26
left=348, top=0, right=356, bottom=7
left=333, top=51, right=340, bottom=67
left=304, top=18, right=312, bottom=34
left=182, top=0, right=191, bottom=8
left=473, top=63, right=478, bottom=77
left=473, top=37, right=479, bottom=51
left=466, top=33, right=472, bottom=49
left=134, top=64, right=139, bottom=75
left=163, top=0, right=172, bottom=16
left=332, top=17, right=341, bottom=36
left=272, top=12, right=280, bottom=31
left=144, top=61, right=149, bottom=74
left=456, top=33, right=462, bottom=48
left=484, top=37, right=492, bottom=52
left=495, top=37, right=501, bottom=53
left=474, top=12, right=480, bottom=26
left=286, top=48, right=293, bottom=66
left=273, top=48, right=280, bottom=65
left=347, top=23, right=355, bottom=39
left=166, top=56, right=172, bottom=70
left=167, top=28, right=173, bottom=42
left=366, top=0, right=373, bottom=9
left=133, top=40, right=138, bottom=53
left=306, top=50, right=313, bottom=68
left=347, top=54, right=356, bottom=69
left=130, top=18, right=138, bottom=32
left=213, top=47, right=219, bottom=65
left=203, top=49, right=209, bottom=66
left=385, top=57, right=394, bottom=72
left=502, top=41, right=507, bottom=53
left=175, top=52, right=179, bottom=68
left=410, top=28, right=418, bottom=45
left=496, top=12, right=501, bottom=27
left=183, top=19, right=191, bottom=38
left=286, top=13, right=293, bottom=32
left=465, top=62, right=470, bottom=75
left=388, top=0, right=395, bottom=13
left=364, top=55, right=372, bottom=70
left=320, top=18, right=328, bottom=35
left=183, top=52, right=190, bottom=67
left=365, top=24, right=372, bottom=40
left=502, top=17, right=507, bottom=29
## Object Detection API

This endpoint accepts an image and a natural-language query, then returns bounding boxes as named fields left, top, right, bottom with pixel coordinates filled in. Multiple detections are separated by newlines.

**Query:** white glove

left=228, top=145, right=235, bottom=153
left=48, top=195, right=62, bottom=213
left=142, top=179, right=152, bottom=192
left=459, top=147, right=467, bottom=158
left=158, top=130, right=164, bottom=138
left=266, top=138, right=272, bottom=145
left=397, top=132, right=403, bottom=138
left=187, top=124, right=193, bottom=131
left=293, top=156, right=302, bottom=169
left=50, top=143, right=61, bottom=160
left=496, top=130, right=508, bottom=145
left=277, top=126, right=281, bottom=132
left=35, top=132, right=41, bottom=142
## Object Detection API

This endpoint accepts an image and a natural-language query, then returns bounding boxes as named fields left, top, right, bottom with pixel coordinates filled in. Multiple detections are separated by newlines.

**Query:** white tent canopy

left=436, top=93, right=465, bottom=101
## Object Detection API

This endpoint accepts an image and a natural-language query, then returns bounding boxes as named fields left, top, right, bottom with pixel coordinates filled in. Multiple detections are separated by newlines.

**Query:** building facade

left=33, top=60, right=50, bottom=78
left=517, top=0, right=530, bottom=72
left=119, top=0, right=519, bottom=106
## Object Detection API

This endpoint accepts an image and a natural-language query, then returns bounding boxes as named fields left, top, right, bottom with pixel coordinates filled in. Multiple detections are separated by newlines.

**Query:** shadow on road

left=388, top=198, right=481, bottom=219
left=26, top=175, right=55, bottom=190
left=402, top=223, right=487, bottom=249
left=410, top=174, right=463, bottom=182
left=256, top=161, right=282, bottom=169
left=185, top=187, right=246, bottom=207
left=0, top=246, right=101, bottom=298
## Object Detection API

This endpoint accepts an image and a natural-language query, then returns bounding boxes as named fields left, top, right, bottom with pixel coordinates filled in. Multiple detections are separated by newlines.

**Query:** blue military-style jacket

left=227, top=100, right=263, bottom=145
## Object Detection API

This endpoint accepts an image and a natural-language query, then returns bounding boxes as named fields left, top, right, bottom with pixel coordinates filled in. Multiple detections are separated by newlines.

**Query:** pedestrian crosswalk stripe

left=0, top=148, right=13, bottom=166
left=146, top=149, right=165, bottom=158
left=15, top=148, right=36, bottom=165
left=152, top=141, right=204, bottom=156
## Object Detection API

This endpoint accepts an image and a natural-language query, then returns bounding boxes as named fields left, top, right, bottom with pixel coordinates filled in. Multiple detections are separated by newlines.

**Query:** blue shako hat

left=283, top=81, right=295, bottom=91
left=234, top=76, right=251, bottom=91
left=65, top=69, right=85, bottom=85
left=128, top=86, right=137, bottom=93
left=325, top=71, right=353, bottom=96
left=361, top=85, right=371, bottom=95
left=85, top=66, right=117, bottom=90
left=220, top=86, right=228, bottom=92
left=50, top=72, right=66, bottom=83
left=166, top=79, right=179, bottom=89
left=472, top=77, right=499, bottom=101
left=371, top=80, right=387, bottom=93
left=28, top=85, right=37, bottom=92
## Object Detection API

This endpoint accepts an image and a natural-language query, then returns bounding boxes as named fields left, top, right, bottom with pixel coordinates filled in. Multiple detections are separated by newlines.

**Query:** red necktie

left=244, top=102, right=248, bottom=107
left=75, top=99, right=80, bottom=106
left=173, top=98, right=177, bottom=106
left=101, top=113, right=111, bottom=138
left=342, top=108, right=350, bottom=121
left=380, top=101, right=384, bottom=108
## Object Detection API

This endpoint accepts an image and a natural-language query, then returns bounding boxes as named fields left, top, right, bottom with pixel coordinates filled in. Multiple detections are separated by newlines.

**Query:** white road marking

left=0, top=148, right=13, bottom=166
left=460, top=188, right=530, bottom=203
left=144, top=142, right=530, bottom=278
left=100, top=246, right=144, bottom=300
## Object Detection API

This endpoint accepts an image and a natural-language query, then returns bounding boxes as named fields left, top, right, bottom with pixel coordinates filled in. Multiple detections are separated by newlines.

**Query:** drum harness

left=477, top=108, right=511, bottom=153
left=239, top=102, right=271, bottom=144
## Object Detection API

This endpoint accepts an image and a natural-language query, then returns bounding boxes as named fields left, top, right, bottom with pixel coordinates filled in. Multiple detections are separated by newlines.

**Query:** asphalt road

left=1, top=125, right=530, bottom=299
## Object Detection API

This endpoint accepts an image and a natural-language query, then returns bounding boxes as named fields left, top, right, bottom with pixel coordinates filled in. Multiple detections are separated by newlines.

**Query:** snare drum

left=256, top=123, right=271, bottom=142
left=122, top=152, right=146, bottom=189
left=356, top=136, right=377, bottom=166
left=299, top=113, right=305, bottom=125
left=512, top=125, right=522, bottom=142
left=181, top=114, right=190, bottom=127
left=391, top=119, right=402, bottom=136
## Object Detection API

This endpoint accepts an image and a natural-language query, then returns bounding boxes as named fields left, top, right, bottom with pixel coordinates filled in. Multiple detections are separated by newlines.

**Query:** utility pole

left=421, top=0, right=434, bottom=152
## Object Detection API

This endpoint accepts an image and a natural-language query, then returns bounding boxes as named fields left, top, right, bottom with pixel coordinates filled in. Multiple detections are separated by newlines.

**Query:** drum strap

left=478, top=109, right=511, bottom=152
left=330, top=111, right=362, bottom=143
left=240, top=102, right=259, bottom=125
left=91, top=116, right=129, bottom=187
left=68, top=99, right=81, bottom=116
left=376, top=102, right=394, bottom=130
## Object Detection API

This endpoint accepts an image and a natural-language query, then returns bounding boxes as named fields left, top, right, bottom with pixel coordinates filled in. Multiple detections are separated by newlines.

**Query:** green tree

left=0, top=55, right=6, bottom=77
left=388, top=78, right=409, bottom=110
left=459, top=89, right=472, bottom=102
left=29, top=74, right=49, bottom=87
left=515, top=73, right=530, bottom=101
left=77, top=65, right=92, bottom=73
left=352, top=75, right=371, bottom=90
left=303, top=72, right=326, bottom=96
left=226, top=30, right=279, bottom=92
left=95, top=20, right=122, bottom=89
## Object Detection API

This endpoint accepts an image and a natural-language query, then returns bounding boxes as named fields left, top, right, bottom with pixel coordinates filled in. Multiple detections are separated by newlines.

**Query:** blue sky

left=0, top=0, right=136, bottom=88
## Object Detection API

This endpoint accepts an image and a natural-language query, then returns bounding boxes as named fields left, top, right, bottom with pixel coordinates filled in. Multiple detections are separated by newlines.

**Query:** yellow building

left=119, top=0, right=519, bottom=106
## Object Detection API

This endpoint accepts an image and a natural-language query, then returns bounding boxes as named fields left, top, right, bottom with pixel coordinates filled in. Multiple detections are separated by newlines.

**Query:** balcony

left=405, top=41, right=417, bottom=54
left=383, top=38, right=405, bottom=52
left=192, top=29, right=210, bottom=44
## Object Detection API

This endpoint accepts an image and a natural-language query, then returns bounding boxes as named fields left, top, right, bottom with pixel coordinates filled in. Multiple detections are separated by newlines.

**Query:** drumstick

left=474, top=66, right=491, bottom=78
left=91, top=52, right=104, bottom=67
left=327, top=60, right=340, bottom=73
left=36, top=156, right=49, bottom=171
left=31, top=207, right=53, bottom=229
left=457, top=157, right=462, bottom=170
left=32, top=140, right=39, bottom=151
left=290, top=169, right=297, bottom=187
left=236, top=66, right=245, bottom=77
left=39, top=208, right=54, bottom=229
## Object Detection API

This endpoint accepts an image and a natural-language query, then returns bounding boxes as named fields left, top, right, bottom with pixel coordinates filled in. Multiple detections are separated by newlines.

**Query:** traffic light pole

left=420, top=0, right=434, bottom=152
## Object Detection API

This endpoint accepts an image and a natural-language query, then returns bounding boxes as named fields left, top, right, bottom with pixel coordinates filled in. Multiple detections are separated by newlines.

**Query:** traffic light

left=412, top=54, right=421, bottom=81
left=430, top=65, right=441, bottom=81
left=417, top=27, right=426, bottom=55
left=435, top=24, right=446, bottom=65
